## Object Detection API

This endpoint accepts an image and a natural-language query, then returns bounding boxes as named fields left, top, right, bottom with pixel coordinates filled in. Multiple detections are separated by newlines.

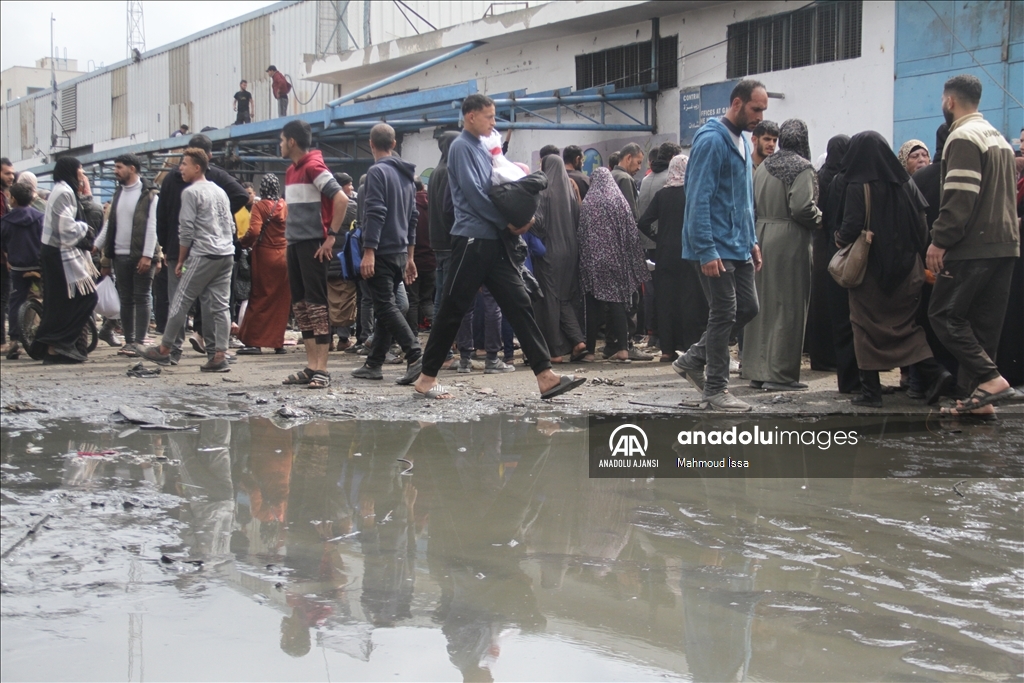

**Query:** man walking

left=156, top=134, right=248, bottom=363
left=351, top=123, right=424, bottom=384
left=233, top=80, right=253, bottom=125
left=142, top=148, right=236, bottom=372
left=280, top=119, right=348, bottom=388
left=926, top=74, right=1020, bottom=417
left=412, top=94, right=585, bottom=400
left=673, top=79, right=767, bottom=412
left=98, top=153, right=159, bottom=356
left=267, top=66, right=291, bottom=118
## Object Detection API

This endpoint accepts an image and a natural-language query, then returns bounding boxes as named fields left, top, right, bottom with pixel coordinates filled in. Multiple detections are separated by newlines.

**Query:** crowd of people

left=1, top=73, right=1021, bottom=414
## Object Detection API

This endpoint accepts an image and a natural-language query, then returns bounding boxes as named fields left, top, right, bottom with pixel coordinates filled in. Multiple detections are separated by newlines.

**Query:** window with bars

left=60, top=84, right=77, bottom=131
left=576, top=35, right=678, bottom=91
left=727, top=1, right=862, bottom=79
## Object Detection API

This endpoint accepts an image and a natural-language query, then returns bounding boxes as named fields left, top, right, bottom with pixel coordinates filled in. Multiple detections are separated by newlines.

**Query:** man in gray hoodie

left=351, top=123, right=423, bottom=384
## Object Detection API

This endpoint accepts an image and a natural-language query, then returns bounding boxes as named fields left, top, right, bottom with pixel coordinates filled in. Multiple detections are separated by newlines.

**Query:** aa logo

left=609, top=424, right=648, bottom=458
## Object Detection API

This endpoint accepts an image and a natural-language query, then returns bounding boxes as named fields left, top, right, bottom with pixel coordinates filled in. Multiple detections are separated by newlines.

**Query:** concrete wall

left=382, top=1, right=896, bottom=177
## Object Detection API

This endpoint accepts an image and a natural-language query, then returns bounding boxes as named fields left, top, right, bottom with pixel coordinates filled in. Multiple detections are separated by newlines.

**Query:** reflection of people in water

left=358, top=422, right=422, bottom=628
left=237, top=417, right=294, bottom=553
left=280, top=593, right=334, bottom=658
left=178, top=419, right=234, bottom=559
left=419, top=419, right=550, bottom=682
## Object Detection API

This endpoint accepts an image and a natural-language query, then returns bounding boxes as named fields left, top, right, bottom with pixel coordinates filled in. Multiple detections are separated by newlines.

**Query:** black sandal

left=283, top=367, right=316, bottom=385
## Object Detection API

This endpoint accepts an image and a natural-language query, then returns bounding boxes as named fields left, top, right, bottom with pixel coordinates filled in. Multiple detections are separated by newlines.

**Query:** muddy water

left=1, top=413, right=1021, bottom=681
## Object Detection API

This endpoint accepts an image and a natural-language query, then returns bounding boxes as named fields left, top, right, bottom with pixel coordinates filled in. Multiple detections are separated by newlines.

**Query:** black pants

left=929, top=257, right=1015, bottom=391
left=364, top=252, right=422, bottom=369
left=825, top=273, right=861, bottom=393
left=406, top=268, right=435, bottom=331
left=153, top=262, right=169, bottom=333
left=860, top=357, right=945, bottom=401
left=422, top=236, right=551, bottom=377
left=585, top=294, right=628, bottom=356
left=0, top=266, right=9, bottom=344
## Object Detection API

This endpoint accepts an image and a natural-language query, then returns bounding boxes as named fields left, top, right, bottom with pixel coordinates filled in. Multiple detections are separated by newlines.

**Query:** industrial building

left=1, top=0, right=1020, bottom=197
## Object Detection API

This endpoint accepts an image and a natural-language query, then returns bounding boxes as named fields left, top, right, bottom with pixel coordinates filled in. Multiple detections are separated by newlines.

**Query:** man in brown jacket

left=926, top=74, right=1020, bottom=416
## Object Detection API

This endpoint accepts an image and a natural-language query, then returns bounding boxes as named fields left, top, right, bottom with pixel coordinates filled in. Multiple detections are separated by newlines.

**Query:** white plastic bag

left=480, top=130, right=526, bottom=184
left=95, top=276, right=120, bottom=318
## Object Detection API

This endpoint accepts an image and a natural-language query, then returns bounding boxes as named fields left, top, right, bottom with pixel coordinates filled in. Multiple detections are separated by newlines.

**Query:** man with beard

left=751, top=120, right=779, bottom=169
left=673, top=80, right=767, bottom=412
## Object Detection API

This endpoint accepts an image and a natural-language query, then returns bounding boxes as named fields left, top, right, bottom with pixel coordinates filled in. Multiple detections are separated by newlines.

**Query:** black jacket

left=157, top=165, right=248, bottom=258
left=427, top=132, right=458, bottom=252
left=361, top=155, right=418, bottom=257
left=637, top=184, right=686, bottom=266
left=103, top=177, right=158, bottom=264
left=0, top=206, right=44, bottom=270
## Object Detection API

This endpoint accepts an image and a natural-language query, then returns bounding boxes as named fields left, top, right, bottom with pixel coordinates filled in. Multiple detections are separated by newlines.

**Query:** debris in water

left=126, top=362, right=161, bottom=378
left=118, top=405, right=166, bottom=425
left=953, top=481, right=966, bottom=498
left=0, top=514, right=52, bottom=559
left=278, top=405, right=307, bottom=418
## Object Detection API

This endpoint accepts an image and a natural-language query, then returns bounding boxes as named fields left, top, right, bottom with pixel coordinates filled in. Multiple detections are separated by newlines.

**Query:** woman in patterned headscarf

left=238, top=174, right=290, bottom=354
left=637, top=154, right=707, bottom=361
left=743, top=119, right=822, bottom=390
left=898, top=139, right=930, bottom=175
left=577, top=167, right=650, bottom=362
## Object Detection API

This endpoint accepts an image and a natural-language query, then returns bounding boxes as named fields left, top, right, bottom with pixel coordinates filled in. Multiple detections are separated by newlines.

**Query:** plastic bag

left=480, top=131, right=526, bottom=185
left=95, top=276, right=120, bottom=318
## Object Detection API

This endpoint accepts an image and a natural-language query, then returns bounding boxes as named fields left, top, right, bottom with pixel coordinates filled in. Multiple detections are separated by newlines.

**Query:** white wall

left=74, top=72, right=111, bottom=148
left=128, top=52, right=170, bottom=141
left=361, top=1, right=895, bottom=174
left=189, top=26, right=244, bottom=131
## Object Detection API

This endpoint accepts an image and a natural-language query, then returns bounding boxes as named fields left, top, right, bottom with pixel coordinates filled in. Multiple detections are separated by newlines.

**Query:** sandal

left=307, top=371, right=330, bottom=389
left=414, top=384, right=453, bottom=400
left=6, top=341, right=21, bottom=360
left=940, top=386, right=1016, bottom=415
left=283, top=367, right=316, bottom=385
left=541, top=375, right=586, bottom=400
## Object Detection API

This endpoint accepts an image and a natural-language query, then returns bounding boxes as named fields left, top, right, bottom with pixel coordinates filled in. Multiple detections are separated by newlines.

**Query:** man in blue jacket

left=674, top=79, right=767, bottom=412
left=352, top=123, right=424, bottom=385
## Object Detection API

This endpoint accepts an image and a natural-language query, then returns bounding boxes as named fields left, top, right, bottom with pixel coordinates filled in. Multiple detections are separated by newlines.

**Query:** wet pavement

left=2, top=409, right=1022, bottom=681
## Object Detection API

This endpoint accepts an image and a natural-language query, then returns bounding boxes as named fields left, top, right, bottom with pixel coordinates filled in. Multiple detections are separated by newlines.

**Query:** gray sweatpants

left=162, top=254, right=233, bottom=355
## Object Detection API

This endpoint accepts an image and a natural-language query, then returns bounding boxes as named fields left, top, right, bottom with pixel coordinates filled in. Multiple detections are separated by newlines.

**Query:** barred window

left=576, top=35, right=678, bottom=91
left=727, top=1, right=862, bottom=79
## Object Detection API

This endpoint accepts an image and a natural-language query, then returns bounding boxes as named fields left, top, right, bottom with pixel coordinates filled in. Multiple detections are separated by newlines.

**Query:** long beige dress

left=742, top=165, right=822, bottom=384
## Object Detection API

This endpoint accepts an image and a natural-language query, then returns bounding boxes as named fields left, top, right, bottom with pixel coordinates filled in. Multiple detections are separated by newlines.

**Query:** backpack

left=338, top=225, right=363, bottom=281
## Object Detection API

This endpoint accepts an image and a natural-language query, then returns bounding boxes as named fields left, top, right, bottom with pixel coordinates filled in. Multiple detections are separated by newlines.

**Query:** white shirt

left=97, top=179, right=159, bottom=258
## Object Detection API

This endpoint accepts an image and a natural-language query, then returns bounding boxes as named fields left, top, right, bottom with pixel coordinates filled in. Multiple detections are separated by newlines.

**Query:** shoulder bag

left=828, top=184, right=873, bottom=288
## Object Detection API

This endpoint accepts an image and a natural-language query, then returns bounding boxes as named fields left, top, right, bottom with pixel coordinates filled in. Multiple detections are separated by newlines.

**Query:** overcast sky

left=1, top=1, right=278, bottom=72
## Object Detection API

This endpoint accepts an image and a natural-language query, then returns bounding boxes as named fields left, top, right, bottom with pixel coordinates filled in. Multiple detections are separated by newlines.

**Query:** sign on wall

left=679, top=79, right=739, bottom=146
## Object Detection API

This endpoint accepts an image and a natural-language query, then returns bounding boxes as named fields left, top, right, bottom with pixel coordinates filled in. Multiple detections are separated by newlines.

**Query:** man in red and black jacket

left=267, top=65, right=292, bottom=118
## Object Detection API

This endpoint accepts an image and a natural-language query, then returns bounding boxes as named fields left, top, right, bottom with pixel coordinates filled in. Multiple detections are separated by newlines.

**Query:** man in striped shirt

left=926, top=74, right=1020, bottom=416
left=280, top=119, right=348, bottom=389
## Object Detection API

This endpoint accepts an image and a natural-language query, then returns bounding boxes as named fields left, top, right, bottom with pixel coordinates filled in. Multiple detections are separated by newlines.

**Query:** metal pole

left=363, top=0, right=371, bottom=47
left=50, top=14, right=57, bottom=150
left=328, top=42, right=483, bottom=107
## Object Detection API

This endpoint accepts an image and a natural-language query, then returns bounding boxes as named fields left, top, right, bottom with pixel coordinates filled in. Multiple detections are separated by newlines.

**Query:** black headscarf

left=818, top=134, right=850, bottom=203
left=933, top=123, right=950, bottom=164
left=832, top=131, right=928, bottom=295
left=53, top=156, right=82, bottom=191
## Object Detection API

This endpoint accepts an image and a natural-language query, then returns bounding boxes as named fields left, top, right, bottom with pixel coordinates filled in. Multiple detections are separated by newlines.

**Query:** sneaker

left=200, top=358, right=231, bottom=373
left=485, top=358, right=516, bottom=374
left=357, top=345, right=370, bottom=356
left=229, top=337, right=245, bottom=349
left=169, top=351, right=181, bottom=366
left=98, top=326, right=120, bottom=347
left=627, top=346, right=654, bottom=361
left=140, top=345, right=172, bottom=366
left=703, top=390, right=752, bottom=412
left=351, top=364, right=384, bottom=380
left=456, top=358, right=474, bottom=374
left=672, top=355, right=706, bottom=392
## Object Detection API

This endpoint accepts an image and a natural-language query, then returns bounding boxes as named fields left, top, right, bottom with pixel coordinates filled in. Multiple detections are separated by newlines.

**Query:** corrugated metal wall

left=4, top=103, right=22, bottom=161
left=128, top=51, right=170, bottom=140
left=189, top=25, right=242, bottom=130
left=75, top=71, right=111, bottom=147
left=270, top=1, right=330, bottom=116
left=168, top=44, right=191, bottom=133
left=0, top=0, right=552, bottom=158
left=33, top=96, right=49, bottom=154
left=241, top=15, right=272, bottom=123
left=111, top=67, right=128, bottom=139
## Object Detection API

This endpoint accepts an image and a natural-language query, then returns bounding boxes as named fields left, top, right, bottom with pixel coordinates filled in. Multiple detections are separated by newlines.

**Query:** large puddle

left=2, top=411, right=1022, bottom=681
